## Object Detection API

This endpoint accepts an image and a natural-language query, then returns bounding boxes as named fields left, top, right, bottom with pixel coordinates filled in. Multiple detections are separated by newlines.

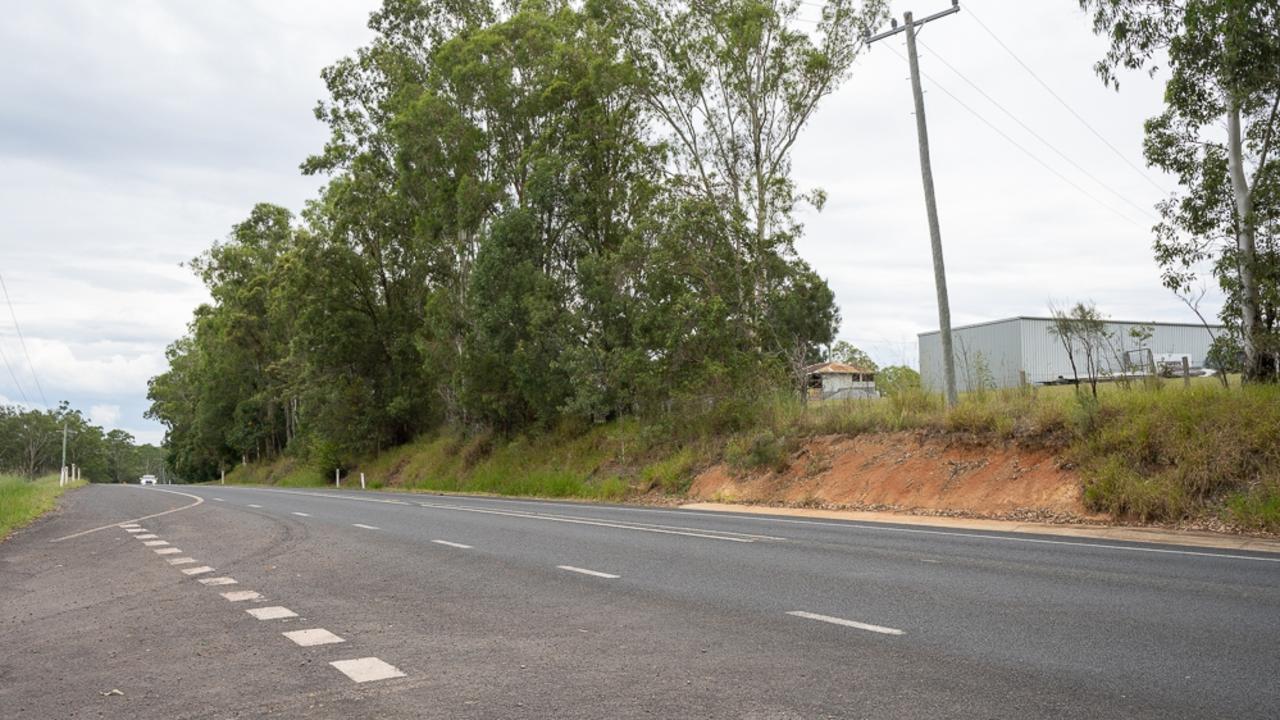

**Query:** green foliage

left=1079, top=0, right=1280, bottom=380
left=829, top=341, right=877, bottom=371
left=0, top=402, right=161, bottom=482
left=640, top=445, right=700, bottom=494
left=875, top=365, right=920, bottom=396
left=0, top=474, right=79, bottom=539
left=148, top=0, right=869, bottom=479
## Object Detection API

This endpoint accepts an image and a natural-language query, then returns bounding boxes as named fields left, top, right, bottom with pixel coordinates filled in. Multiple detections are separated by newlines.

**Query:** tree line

left=146, top=0, right=890, bottom=481
left=0, top=402, right=165, bottom=482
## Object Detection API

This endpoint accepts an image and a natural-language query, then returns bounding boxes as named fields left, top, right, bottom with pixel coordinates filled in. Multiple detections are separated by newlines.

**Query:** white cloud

left=89, top=404, right=121, bottom=427
left=0, top=0, right=1220, bottom=436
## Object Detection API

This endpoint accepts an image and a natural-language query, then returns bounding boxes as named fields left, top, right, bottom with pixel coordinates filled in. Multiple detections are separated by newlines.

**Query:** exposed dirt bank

left=688, top=432, right=1096, bottom=521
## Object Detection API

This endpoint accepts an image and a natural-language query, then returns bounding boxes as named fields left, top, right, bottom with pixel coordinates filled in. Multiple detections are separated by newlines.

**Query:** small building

left=918, top=316, right=1227, bottom=393
left=804, top=361, right=878, bottom=400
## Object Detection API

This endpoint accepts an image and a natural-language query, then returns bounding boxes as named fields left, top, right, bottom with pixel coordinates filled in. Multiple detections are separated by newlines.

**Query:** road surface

left=2, top=483, right=1278, bottom=718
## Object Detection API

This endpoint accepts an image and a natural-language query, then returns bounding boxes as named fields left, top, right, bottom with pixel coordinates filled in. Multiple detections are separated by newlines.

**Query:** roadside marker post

left=336, top=469, right=341, bottom=488
left=360, top=473, right=366, bottom=490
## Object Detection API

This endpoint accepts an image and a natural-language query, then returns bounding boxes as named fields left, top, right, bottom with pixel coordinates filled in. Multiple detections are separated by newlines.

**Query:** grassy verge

left=0, top=474, right=82, bottom=540
left=228, top=375, right=1280, bottom=533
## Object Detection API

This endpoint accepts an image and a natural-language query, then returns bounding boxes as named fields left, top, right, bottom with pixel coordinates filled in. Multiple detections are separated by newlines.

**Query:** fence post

left=1182, top=356, right=1191, bottom=387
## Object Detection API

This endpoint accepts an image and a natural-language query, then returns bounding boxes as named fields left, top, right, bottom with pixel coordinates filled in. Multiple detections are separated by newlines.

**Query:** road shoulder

left=678, top=501, right=1280, bottom=554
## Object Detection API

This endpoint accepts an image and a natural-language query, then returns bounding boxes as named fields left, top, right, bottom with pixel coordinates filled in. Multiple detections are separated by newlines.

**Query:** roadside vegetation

left=0, top=474, right=83, bottom=540
left=168, top=2, right=1280, bottom=535
left=229, top=375, right=1280, bottom=533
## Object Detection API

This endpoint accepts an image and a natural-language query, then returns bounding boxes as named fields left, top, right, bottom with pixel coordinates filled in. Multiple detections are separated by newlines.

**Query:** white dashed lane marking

left=214, top=498, right=225, bottom=502
left=786, top=611, right=904, bottom=636
left=353, top=523, right=379, bottom=530
left=557, top=565, right=620, bottom=579
left=248, top=504, right=262, bottom=508
left=247, top=606, right=297, bottom=620
left=135, top=534, right=158, bottom=540
left=167, top=557, right=197, bottom=565
left=199, top=577, right=238, bottom=586
left=283, top=628, right=345, bottom=647
left=142, top=540, right=169, bottom=547
left=432, top=540, right=472, bottom=549
left=154, top=547, right=182, bottom=555
left=124, top=528, right=145, bottom=533
left=221, top=590, right=263, bottom=602
left=329, top=657, right=405, bottom=683
left=291, top=512, right=310, bottom=517
left=181, top=566, right=214, bottom=576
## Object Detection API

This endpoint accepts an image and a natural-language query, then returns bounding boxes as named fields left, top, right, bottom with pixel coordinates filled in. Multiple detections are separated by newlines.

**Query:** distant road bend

left=1, top=483, right=1277, bottom=718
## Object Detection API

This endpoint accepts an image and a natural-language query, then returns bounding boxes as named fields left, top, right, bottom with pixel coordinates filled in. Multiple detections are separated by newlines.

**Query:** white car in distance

left=140, top=475, right=157, bottom=485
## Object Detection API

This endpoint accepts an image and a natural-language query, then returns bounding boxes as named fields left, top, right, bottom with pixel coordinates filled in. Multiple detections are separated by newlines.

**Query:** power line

left=0, top=335, right=30, bottom=406
left=916, top=36, right=1160, bottom=222
left=883, top=43, right=1149, bottom=228
left=962, top=3, right=1170, bottom=195
left=0, top=272, right=48, bottom=408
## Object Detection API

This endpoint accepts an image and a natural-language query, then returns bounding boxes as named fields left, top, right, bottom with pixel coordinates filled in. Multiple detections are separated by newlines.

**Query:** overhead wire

left=915, top=36, right=1160, bottom=222
left=0, top=272, right=48, bottom=408
left=962, top=2, right=1171, bottom=195
left=883, top=42, right=1150, bottom=228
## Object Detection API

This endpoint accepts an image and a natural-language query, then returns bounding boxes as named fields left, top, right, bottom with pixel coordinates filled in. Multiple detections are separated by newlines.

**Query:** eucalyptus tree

left=1080, top=0, right=1280, bottom=380
left=624, top=0, right=886, bottom=337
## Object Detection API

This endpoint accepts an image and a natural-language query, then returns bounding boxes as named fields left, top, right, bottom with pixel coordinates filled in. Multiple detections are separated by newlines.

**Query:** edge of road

left=192, top=482, right=1280, bottom=555
left=678, top=502, right=1280, bottom=554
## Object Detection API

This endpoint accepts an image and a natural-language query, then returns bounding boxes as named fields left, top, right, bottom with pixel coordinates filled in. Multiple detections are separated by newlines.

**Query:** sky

left=0, top=0, right=1207, bottom=445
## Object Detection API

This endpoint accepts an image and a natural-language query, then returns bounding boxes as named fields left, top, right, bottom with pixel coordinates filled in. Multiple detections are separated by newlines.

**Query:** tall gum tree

left=1079, top=0, right=1280, bottom=380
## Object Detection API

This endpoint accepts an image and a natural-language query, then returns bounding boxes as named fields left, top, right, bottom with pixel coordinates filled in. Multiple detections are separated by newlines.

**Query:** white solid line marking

left=142, top=540, right=169, bottom=547
left=233, top=485, right=1280, bottom=564
left=199, top=577, right=238, bottom=586
left=119, top=523, right=140, bottom=528
left=329, top=657, right=405, bottom=683
left=53, top=486, right=204, bottom=543
left=167, top=557, right=197, bottom=565
left=220, top=590, right=263, bottom=602
left=283, top=628, right=345, bottom=647
left=432, top=539, right=472, bottom=549
left=246, top=606, right=297, bottom=620
left=557, top=565, right=620, bottom=579
left=291, top=512, right=310, bottom=517
left=154, top=547, right=182, bottom=555
left=248, top=504, right=262, bottom=508
left=414, top=500, right=758, bottom=543
left=135, top=534, right=159, bottom=540
left=786, top=611, right=904, bottom=636
left=353, top=523, right=379, bottom=530
left=182, top=566, right=214, bottom=575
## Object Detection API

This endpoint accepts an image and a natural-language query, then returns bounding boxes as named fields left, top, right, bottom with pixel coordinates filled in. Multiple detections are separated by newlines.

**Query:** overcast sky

left=0, top=0, right=1203, bottom=444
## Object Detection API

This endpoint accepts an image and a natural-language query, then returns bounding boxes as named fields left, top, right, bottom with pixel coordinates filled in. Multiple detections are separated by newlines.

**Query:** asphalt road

left=2, top=484, right=1278, bottom=719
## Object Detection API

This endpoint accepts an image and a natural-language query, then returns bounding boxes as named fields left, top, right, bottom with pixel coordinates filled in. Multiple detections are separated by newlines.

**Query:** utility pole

left=60, top=420, right=68, bottom=486
left=866, top=1, right=960, bottom=407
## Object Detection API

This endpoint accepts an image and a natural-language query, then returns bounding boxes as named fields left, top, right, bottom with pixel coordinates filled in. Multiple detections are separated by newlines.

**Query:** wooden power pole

left=866, top=1, right=960, bottom=407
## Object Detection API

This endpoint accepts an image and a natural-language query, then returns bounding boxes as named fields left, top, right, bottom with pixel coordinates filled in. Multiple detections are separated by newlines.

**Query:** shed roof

left=803, top=361, right=873, bottom=375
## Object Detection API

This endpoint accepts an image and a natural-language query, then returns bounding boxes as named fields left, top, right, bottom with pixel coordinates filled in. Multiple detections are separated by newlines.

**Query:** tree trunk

left=1227, top=100, right=1264, bottom=380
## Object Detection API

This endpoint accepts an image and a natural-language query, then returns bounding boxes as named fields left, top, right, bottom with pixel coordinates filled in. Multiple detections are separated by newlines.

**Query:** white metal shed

left=918, top=316, right=1227, bottom=393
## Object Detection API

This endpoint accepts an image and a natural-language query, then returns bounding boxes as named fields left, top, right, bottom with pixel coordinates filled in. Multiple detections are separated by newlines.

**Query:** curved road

left=1, top=483, right=1277, bottom=718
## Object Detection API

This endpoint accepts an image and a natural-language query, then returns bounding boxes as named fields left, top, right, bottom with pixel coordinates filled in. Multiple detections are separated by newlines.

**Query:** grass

left=225, top=373, right=1280, bottom=533
left=0, top=474, right=82, bottom=540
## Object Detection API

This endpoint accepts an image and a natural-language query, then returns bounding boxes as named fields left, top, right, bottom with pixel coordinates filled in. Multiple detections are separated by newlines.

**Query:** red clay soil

left=688, top=432, right=1091, bottom=519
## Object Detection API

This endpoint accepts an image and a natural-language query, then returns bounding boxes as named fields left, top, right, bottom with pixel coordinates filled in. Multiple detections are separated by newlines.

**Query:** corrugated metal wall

left=921, top=317, right=1225, bottom=391
left=920, top=318, right=1022, bottom=392
left=1022, top=318, right=1222, bottom=384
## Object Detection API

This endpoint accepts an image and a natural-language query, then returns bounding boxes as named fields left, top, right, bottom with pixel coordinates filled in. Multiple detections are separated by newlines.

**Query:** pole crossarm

left=865, top=1, right=959, bottom=44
